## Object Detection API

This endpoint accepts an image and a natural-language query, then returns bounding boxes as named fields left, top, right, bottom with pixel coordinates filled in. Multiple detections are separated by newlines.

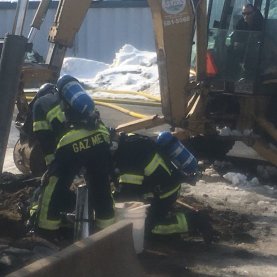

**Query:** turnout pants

left=37, top=128, right=115, bottom=231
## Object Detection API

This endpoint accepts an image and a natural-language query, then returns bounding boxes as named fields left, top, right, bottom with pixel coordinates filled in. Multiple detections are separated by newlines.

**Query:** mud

left=0, top=159, right=276, bottom=276
left=138, top=194, right=258, bottom=277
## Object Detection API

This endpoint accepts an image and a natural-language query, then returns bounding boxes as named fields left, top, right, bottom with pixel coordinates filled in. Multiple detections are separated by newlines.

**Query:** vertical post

left=0, top=34, right=28, bottom=173
left=195, top=0, right=208, bottom=81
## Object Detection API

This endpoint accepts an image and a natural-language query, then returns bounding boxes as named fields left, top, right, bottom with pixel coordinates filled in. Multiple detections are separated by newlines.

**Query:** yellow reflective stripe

left=46, top=105, right=65, bottom=124
left=119, top=174, right=144, bottom=185
left=151, top=212, right=188, bottom=235
left=176, top=212, right=189, bottom=232
left=95, top=217, right=115, bottom=229
left=33, top=120, right=50, bottom=131
left=45, top=153, right=55, bottom=166
left=57, top=124, right=109, bottom=149
left=38, top=176, right=60, bottom=230
left=159, top=184, right=181, bottom=199
left=143, top=192, right=154, bottom=199
left=144, top=153, right=171, bottom=176
left=29, top=204, right=38, bottom=217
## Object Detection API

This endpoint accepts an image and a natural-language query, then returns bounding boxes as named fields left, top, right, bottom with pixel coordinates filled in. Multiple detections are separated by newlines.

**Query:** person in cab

left=229, top=3, right=264, bottom=80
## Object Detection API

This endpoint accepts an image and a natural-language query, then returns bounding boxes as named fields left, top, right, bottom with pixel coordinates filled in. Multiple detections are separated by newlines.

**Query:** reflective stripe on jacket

left=144, top=153, right=171, bottom=176
left=57, top=123, right=110, bottom=149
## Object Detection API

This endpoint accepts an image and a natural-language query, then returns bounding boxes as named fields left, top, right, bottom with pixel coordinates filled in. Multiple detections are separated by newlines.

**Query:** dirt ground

left=0, top=157, right=276, bottom=277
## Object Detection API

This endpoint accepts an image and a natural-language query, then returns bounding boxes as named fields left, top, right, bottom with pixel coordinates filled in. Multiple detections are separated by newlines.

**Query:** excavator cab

left=189, top=0, right=277, bottom=130
left=200, top=0, right=277, bottom=154
left=202, top=0, right=277, bottom=94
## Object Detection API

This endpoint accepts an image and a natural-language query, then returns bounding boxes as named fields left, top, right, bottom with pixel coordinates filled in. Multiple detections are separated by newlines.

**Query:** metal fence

left=0, top=1, right=155, bottom=63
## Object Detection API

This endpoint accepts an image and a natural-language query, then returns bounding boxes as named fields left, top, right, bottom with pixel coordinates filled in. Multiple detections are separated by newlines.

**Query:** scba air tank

left=57, top=74, right=95, bottom=117
left=156, top=131, right=198, bottom=176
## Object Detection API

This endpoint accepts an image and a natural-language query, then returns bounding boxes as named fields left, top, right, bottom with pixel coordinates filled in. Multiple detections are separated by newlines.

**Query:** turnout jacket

left=114, top=134, right=180, bottom=199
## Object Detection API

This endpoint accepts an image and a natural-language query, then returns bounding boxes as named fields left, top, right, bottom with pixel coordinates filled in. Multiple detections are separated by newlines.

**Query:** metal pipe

left=28, top=0, right=52, bottom=42
left=0, top=34, right=28, bottom=173
left=13, top=0, right=30, bottom=36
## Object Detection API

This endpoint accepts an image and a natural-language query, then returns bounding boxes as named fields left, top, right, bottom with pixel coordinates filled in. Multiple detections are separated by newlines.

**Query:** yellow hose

left=89, top=88, right=161, bottom=102
left=25, top=95, right=160, bottom=107
left=25, top=96, right=151, bottom=119
left=93, top=97, right=160, bottom=107
left=94, top=101, right=148, bottom=119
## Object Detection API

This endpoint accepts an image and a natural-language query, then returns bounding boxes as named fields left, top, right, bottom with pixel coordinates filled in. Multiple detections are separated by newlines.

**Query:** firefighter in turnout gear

left=31, top=76, right=115, bottom=238
left=32, top=83, right=66, bottom=167
left=111, top=132, right=216, bottom=243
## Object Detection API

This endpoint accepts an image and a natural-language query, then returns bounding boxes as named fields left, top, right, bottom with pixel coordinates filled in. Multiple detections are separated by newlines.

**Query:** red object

left=206, top=51, right=218, bottom=76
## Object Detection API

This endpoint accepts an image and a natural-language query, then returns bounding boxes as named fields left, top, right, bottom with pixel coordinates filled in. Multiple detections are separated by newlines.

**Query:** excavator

left=1, top=0, right=276, bottom=176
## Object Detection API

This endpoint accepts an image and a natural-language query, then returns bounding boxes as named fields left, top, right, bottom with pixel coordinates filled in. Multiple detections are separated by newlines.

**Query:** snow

left=61, top=57, right=109, bottom=81
left=223, top=172, right=260, bottom=187
left=60, top=44, right=160, bottom=100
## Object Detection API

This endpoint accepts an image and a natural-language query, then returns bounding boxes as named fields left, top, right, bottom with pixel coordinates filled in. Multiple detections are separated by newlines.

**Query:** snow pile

left=69, top=44, right=160, bottom=97
left=217, top=126, right=253, bottom=137
left=223, top=172, right=259, bottom=186
left=61, top=57, right=108, bottom=81
left=112, top=44, right=157, bottom=67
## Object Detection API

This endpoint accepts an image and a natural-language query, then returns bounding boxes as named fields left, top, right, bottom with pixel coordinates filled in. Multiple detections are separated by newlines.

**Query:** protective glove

left=185, top=210, right=219, bottom=244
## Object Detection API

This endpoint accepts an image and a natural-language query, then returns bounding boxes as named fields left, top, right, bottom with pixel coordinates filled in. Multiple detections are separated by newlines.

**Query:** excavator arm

left=13, top=0, right=92, bottom=175
left=21, top=0, right=92, bottom=89
left=148, top=0, right=195, bottom=127
left=46, top=0, right=91, bottom=70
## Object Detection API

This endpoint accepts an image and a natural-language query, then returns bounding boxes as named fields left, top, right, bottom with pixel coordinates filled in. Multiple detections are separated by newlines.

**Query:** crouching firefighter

left=30, top=75, right=115, bottom=240
left=111, top=131, right=216, bottom=243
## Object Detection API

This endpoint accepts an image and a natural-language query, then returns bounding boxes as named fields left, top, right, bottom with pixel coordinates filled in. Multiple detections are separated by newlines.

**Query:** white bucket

left=115, top=202, right=149, bottom=254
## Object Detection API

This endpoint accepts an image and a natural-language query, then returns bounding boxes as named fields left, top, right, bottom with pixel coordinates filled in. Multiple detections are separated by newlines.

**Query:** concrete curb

left=8, top=220, right=145, bottom=277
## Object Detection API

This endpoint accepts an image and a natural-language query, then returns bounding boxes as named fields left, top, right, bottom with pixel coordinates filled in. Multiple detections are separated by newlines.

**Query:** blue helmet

left=57, top=74, right=95, bottom=117
left=156, top=131, right=174, bottom=146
